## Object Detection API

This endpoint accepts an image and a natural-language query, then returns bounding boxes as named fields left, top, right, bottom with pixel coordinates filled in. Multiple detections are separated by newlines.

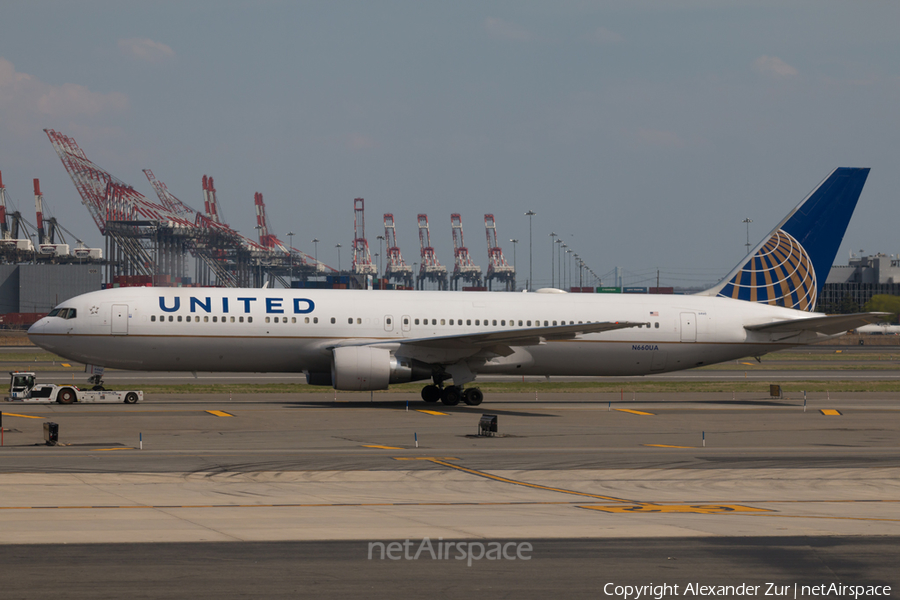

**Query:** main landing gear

left=420, top=384, right=483, bottom=406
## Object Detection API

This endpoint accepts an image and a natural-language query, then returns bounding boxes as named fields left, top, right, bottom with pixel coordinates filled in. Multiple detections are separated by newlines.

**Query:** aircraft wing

left=744, top=312, right=889, bottom=336
left=398, top=320, right=644, bottom=349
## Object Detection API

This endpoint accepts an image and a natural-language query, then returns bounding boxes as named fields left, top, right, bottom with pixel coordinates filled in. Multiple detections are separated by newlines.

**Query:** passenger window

left=304, top=317, right=309, bottom=324
left=501, top=320, right=506, bottom=326
left=655, top=322, right=659, bottom=328
left=474, top=320, right=478, bottom=326
left=213, top=316, right=218, bottom=322
left=266, top=317, right=271, bottom=323
left=177, top=316, right=182, bottom=322
left=292, top=317, right=296, bottom=323
left=552, top=320, right=557, bottom=326
left=518, top=320, right=523, bottom=326
left=313, top=317, right=318, bottom=324
left=274, top=317, right=279, bottom=323
left=432, top=319, right=437, bottom=325
left=239, top=317, right=244, bottom=323
left=403, top=318, right=409, bottom=325
left=492, top=320, right=497, bottom=326
left=330, top=317, right=336, bottom=324
left=440, top=319, right=445, bottom=325
left=415, top=318, right=420, bottom=325
left=151, top=315, right=156, bottom=322
left=449, top=319, right=454, bottom=325
left=348, top=318, right=353, bottom=324
left=230, top=317, right=235, bottom=323
left=195, top=316, right=200, bottom=322
left=544, top=320, right=548, bottom=326
left=248, top=317, right=253, bottom=323
left=357, top=318, right=362, bottom=324
left=527, top=320, right=532, bottom=326
left=387, top=317, right=392, bottom=325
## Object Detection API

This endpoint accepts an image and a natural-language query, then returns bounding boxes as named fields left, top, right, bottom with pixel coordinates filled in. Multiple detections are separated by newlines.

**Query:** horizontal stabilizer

left=745, top=312, right=889, bottom=336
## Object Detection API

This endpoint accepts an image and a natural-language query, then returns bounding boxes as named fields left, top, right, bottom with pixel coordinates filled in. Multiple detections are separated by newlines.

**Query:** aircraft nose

left=27, top=319, right=45, bottom=336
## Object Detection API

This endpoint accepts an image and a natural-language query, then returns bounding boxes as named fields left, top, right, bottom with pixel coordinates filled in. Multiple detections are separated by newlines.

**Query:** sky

left=1, top=0, right=898, bottom=289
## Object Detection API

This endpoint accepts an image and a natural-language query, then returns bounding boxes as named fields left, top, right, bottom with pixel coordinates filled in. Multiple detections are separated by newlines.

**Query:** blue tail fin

left=703, top=167, right=869, bottom=311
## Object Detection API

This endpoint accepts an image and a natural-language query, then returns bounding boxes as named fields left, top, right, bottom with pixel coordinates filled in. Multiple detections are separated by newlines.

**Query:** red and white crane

left=484, top=214, right=516, bottom=291
left=383, top=213, right=413, bottom=288
left=450, top=213, right=482, bottom=289
left=416, top=214, right=448, bottom=290
left=352, top=198, right=377, bottom=277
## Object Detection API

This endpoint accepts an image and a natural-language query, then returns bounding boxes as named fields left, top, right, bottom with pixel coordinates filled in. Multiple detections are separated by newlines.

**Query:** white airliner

left=28, top=168, right=883, bottom=406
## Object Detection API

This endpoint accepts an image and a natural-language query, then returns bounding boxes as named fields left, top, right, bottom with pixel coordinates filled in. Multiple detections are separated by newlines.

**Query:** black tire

left=124, top=392, right=139, bottom=404
left=441, top=386, right=461, bottom=406
left=421, top=385, right=441, bottom=403
left=463, top=388, right=484, bottom=406
left=57, top=388, right=76, bottom=404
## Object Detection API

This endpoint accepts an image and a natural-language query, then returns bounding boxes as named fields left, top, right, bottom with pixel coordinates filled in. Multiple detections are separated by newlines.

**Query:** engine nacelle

left=331, top=347, right=431, bottom=391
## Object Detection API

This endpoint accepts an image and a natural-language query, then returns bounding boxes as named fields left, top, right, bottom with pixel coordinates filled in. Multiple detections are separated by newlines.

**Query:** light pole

left=549, top=232, right=557, bottom=288
left=524, top=211, right=536, bottom=291
left=312, top=238, right=320, bottom=278
left=287, top=231, right=294, bottom=284
left=376, top=235, right=385, bottom=278
left=509, top=238, right=518, bottom=280
left=560, top=243, right=567, bottom=289
left=742, top=218, right=753, bottom=255
left=556, top=239, right=563, bottom=289
left=335, top=243, right=342, bottom=273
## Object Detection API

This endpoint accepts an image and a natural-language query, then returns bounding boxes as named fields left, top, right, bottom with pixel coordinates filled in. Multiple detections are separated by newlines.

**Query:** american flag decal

left=716, top=229, right=817, bottom=311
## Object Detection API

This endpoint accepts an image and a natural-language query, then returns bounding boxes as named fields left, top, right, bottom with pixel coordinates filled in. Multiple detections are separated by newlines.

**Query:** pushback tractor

left=4, top=371, right=142, bottom=404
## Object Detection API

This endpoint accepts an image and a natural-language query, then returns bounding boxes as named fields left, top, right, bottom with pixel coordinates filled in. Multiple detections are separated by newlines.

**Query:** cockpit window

left=58, top=309, right=70, bottom=319
left=66, top=309, right=76, bottom=319
left=48, top=308, right=61, bottom=317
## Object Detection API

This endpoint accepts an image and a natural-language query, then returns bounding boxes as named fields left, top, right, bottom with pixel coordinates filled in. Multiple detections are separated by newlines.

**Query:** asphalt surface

left=2, top=346, right=899, bottom=598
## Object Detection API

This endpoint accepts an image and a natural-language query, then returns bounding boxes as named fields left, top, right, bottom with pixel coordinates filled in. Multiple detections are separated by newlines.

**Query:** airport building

left=821, top=253, right=900, bottom=311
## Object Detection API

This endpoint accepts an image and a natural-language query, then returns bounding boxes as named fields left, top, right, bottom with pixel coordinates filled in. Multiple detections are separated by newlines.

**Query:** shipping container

left=596, top=287, right=622, bottom=293
left=623, top=287, right=648, bottom=294
left=649, top=287, right=675, bottom=294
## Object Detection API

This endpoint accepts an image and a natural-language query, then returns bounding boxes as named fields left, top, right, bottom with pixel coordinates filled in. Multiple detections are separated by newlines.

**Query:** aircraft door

left=680, top=312, right=696, bottom=342
left=111, top=304, right=129, bottom=335
left=384, top=315, right=394, bottom=332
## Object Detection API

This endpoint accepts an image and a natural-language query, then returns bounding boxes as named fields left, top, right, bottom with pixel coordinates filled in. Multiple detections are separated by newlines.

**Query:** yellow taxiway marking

left=820, top=409, right=842, bottom=416
left=642, top=444, right=696, bottom=449
left=60, top=363, right=72, bottom=367
left=417, top=410, right=449, bottom=416
left=739, top=362, right=756, bottom=366
left=91, top=448, right=135, bottom=451
left=362, top=445, right=404, bottom=450
left=206, top=410, right=234, bottom=417
left=0, top=412, right=43, bottom=419
left=582, top=504, right=771, bottom=514
left=393, top=457, right=459, bottom=461
left=426, top=459, right=633, bottom=503
left=615, top=409, right=655, bottom=416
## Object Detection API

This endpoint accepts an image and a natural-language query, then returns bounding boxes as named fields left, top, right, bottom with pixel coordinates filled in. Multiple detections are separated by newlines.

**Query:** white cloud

left=117, top=38, right=176, bottom=63
left=752, top=55, right=798, bottom=78
left=588, top=27, right=624, bottom=45
left=0, top=57, right=127, bottom=135
left=483, top=18, right=533, bottom=42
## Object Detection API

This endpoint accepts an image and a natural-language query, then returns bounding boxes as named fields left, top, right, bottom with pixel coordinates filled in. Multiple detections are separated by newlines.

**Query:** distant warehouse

left=0, top=264, right=101, bottom=327
left=822, top=253, right=900, bottom=311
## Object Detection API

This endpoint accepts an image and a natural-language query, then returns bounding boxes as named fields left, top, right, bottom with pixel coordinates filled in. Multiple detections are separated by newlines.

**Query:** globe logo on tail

left=717, top=229, right=817, bottom=311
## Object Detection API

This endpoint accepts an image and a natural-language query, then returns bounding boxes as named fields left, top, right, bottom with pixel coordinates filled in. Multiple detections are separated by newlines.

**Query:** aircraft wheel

left=124, top=392, right=139, bottom=404
left=441, top=386, right=462, bottom=406
left=421, top=385, right=441, bottom=403
left=463, top=388, right=484, bottom=406
left=57, top=388, right=76, bottom=404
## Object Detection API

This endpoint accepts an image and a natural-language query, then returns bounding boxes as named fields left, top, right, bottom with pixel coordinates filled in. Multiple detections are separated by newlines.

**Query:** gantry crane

left=450, top=213, right=482, bottom=289
left=484, top=214, right=515, bottom=291
left=383, top=213, right=413, bottom=288
left=416, top=214, right=448, bottom=290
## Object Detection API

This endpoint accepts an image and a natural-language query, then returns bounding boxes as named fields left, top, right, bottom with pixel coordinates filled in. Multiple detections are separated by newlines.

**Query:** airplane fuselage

left=28, top=287, right=825, bottom=378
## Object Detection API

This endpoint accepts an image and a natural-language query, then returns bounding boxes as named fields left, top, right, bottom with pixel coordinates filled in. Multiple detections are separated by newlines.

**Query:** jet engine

left=330, top=346, right=431, bottom=391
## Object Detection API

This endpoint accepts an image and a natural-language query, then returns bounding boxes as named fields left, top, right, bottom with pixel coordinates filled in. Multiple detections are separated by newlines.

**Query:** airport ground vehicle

left=4, top=371, right=142, bottom=404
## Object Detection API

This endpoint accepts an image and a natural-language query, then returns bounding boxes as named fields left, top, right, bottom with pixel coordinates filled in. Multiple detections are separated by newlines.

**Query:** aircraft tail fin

left=701, top=167, right=870, bottom=311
